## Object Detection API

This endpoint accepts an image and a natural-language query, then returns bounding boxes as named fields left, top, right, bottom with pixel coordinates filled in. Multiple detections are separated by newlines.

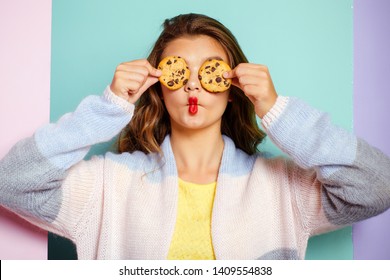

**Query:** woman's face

left=160, top=35, right=230, bottom=132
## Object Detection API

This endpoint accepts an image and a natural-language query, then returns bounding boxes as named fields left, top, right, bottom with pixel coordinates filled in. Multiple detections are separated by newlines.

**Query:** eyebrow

left=205, top=56, right=224, bottom=61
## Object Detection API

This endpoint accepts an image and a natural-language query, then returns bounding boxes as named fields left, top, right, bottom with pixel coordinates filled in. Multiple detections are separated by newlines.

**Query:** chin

left=181, top=119, right=207, bottom=129
left=170, top=110, right=222, bottom=132
left=171, top=116, right=207, bottom=131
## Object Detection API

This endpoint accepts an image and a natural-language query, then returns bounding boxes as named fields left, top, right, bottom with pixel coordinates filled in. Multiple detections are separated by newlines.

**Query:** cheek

left=160, top=85, right=169, bottom=99
left=214, top=100, right=229, bottom=117
left=210, top=92, right=230, bottom=110
left=162, top=91, right=183, bottom=115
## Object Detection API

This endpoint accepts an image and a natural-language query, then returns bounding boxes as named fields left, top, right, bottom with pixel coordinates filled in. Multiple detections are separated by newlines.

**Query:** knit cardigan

left=1, top=87, right=390, bottom=259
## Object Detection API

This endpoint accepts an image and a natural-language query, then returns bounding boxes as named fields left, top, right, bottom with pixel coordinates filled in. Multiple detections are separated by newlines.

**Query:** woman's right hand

left=110, top=59, right=162, bottom=104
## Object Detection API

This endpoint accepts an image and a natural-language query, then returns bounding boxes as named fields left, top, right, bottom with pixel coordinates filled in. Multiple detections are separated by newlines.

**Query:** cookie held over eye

left=198, top=59, right=231, bottom=93
left=158, top=56, right=190, bottom=90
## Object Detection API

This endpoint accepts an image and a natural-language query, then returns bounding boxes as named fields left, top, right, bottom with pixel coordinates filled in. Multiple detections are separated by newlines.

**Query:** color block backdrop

left=353, top=0, right=390, bottom=260
left=0, top=0, right=51, bottom=259
left=0, top=0, right=389, bottom=260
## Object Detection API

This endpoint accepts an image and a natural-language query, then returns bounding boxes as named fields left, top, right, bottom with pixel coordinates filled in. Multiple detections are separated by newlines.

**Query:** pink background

left=0, top=0, right=51, bottom=259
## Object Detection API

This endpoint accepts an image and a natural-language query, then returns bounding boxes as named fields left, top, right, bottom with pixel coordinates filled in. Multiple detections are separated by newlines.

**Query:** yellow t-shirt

left=167, top=178, right=217, bottom=260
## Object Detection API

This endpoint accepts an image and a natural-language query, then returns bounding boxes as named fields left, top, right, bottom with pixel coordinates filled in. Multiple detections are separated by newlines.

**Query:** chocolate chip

left=175, top=79, right=179, bottom=84
left=198, top=75, right=202, bottom=80
left=174, top=59, right=177, bottom=63
left=206, top=71, right=211, bottom=74
left=167, top=80, right=174, bottom=87
left=167, top=60, right=172, bottom=65
left=216, top=77, right=222, bottom=83
left=183, top=79, right=188, bottom=85
left=215, top=62, right=220, bottom=67
left=211, top=67, right=216, bottom=72
left=205, top=66, right=211, bottom=69
left=209, top=79, right=212, bottom=84
left=182, top=69, right=185, bottom=74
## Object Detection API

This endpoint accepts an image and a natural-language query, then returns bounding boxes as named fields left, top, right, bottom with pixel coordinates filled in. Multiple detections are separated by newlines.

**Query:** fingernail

left=223, top=72, right=228, bottom=78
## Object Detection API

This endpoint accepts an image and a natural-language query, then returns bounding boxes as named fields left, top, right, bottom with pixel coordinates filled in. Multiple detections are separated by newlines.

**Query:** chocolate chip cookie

left=158, top=56, right=190, bottom=90
left=198, top=59, right=231, bottom=93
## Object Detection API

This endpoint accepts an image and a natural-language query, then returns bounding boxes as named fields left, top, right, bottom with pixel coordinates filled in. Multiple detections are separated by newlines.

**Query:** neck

left=170, top=125, right=224, bottom=184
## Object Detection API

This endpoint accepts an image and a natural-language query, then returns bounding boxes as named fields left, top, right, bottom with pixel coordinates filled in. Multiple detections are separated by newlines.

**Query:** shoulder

left=102, top=149, right=160, bottom=172
left=221, top=136, right=280, bottom=176
left=252, top=153, right=291, bottom=175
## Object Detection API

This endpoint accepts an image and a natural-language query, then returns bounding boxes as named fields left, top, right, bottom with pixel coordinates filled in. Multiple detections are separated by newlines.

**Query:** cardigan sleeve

left=262, top=96, right=390, bottom=235
left=0, top=86, right=134, bottom=238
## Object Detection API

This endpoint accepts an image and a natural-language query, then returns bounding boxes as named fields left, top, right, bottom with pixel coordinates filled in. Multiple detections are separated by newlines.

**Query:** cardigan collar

left=159, top=134, right=238, bottom=177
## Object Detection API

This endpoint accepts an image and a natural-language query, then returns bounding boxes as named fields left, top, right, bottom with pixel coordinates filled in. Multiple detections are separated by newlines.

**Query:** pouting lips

left=188, top=97, right=198, bottom=115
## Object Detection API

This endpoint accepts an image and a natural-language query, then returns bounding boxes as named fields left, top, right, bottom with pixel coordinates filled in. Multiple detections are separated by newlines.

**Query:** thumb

left=223, top=69, right=235, bottom=79
left=150, top=67, right=162, bottom=77
left=223, top=69, right=241, bottom=89
left=138, top=76, right=159, bottom=94
left=144, top=62, right=162, bottom=78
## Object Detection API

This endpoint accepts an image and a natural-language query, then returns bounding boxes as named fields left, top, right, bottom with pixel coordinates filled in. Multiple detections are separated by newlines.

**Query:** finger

left=138, top=77, right=159, bottom=94
left=237, top=63, right=268, bottom=70
left=231, top=76, right=266, bottom=92
left=223, top=63, right=269, bottom=78
left=242, top=84, right=260, bottom=96
left=223, top=65, right=254, bottom=79
left=238, top=75, right=262, bottom=86
left=223, top=68, right=236, bottom=79
left=123, top=79, right=143, bottom=94
left=126, top=60, right=162, bottom=77
left=117, top=64, right=149, bottom=77
left=116, top=70, right=147, bottom=84
left=224, top=70, right=259, bottom=90
left=120, top=74, right=159, bottom=95
left=144, top=63, right=162, bottom=77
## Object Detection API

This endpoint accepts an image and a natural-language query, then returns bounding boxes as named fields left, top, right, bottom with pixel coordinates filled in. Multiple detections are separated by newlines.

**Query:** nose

left=184, top=70, right=201, bottom=93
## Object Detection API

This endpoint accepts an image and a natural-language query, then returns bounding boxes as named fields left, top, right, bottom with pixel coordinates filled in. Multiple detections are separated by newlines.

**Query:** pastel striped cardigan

left=1, top=87, right=390, bottom=259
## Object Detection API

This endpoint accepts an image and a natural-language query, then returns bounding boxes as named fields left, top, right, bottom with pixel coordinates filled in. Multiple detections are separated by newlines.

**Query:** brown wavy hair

left=118, top=13, right=266, bottom=155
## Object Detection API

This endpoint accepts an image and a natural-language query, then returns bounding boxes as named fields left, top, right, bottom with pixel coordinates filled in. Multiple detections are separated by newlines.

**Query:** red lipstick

left=188, top=97, right=198, bottom=115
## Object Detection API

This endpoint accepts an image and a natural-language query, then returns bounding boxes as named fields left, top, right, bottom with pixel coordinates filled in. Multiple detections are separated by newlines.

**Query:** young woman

left=1, top=13, right=390, bottom=260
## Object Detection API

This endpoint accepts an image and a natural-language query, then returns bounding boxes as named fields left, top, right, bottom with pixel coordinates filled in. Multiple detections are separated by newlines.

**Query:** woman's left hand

left=223, top=63, right=278, bottom=118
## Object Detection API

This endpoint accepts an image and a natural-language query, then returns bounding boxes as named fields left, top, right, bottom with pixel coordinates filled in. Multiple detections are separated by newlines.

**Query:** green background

left=51, top=0, right=353, bottom=259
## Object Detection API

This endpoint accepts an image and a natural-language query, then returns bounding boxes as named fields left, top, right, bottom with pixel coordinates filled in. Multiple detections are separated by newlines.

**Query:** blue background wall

left=50, top=0, right=353, bottom=259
